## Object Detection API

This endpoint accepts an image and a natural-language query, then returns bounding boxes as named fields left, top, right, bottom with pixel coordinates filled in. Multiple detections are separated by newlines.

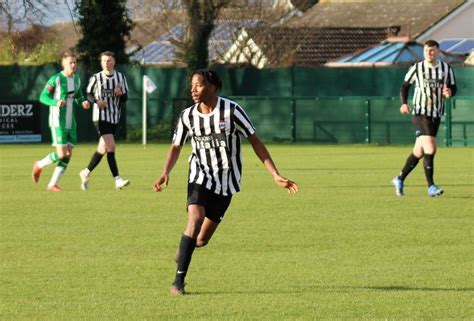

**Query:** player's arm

left=443, top=67, right=457, bottom=98
left=400, top=81, right=411, bottom=114
left=39, top=78, right=60, bottom=107
left=247, top=133, right=299, bottom=194
left=153, top=144, right=182, bottom=192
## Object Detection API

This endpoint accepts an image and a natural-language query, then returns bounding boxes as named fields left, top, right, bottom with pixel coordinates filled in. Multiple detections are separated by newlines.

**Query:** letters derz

left=0, top=104, right=33, bottom=117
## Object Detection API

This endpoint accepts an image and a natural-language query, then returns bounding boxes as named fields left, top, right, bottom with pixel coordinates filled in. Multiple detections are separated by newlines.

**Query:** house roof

left=284, top=0, right=465, bottom=39
left=130, top=20, right=259, bottom=65
left=326, top=38, right=466, bottom=67
left=223, top=26, right=396, bottom=67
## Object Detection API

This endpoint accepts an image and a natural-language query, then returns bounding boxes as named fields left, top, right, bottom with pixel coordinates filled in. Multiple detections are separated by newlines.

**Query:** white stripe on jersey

left=404, top=60, right=456, bottom=118
left=87, top=70, right=128, bottom=124
left=172, top=97, right=256, bottom=196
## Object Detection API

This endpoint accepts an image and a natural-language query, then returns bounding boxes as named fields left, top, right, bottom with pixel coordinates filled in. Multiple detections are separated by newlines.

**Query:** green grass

left=1, top=144, right=473, bottom=320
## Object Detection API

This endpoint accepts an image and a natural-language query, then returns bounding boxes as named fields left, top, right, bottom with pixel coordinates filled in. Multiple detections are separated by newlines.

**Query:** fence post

left=365, top=99, right=371, bottom=144
left=291, top=98, right=296, bottom=142
left=445, top=98, right=452, bottom=147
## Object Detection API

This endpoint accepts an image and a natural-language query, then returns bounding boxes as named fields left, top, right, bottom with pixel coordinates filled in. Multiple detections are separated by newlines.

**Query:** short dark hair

left=191, top=69, right=222, bottom=91
left=424, top=40, right=440, bottom=48
left=100, top=51, right=116, bottom=58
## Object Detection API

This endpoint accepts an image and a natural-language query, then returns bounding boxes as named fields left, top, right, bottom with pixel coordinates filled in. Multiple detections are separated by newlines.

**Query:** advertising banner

left=0, top=102, right=41, bottom=143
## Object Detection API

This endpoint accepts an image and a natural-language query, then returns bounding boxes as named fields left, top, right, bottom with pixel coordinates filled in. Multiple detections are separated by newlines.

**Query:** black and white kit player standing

left=153, top=69, right=299, bottom=296
left=80, top=51, right=130, bottom=190
left=391, top=40, right=457, bottom=197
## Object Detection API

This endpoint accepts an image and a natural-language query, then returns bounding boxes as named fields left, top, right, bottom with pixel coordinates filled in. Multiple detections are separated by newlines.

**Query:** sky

left=0, top=0, right=77, bottom=31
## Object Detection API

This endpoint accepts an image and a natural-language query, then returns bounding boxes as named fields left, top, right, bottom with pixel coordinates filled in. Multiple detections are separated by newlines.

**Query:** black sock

left=107, top=152, right=119, bottom=177
left=423, top=154, right=435, bottom=186
left=399, top=153, right=421, bottom=181
left=87, top=152, right=104, bottom=172
left=175, top=235, right=197, bottom=285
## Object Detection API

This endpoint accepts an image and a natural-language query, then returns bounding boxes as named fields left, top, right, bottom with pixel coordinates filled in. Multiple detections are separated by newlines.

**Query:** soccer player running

left=391, top=40, right=456, bottom=197
left=32, top=51, right=90, bottom=191
left=79, top=51, right=130, bottom=190
left=153, top=69, right=299, bottom=296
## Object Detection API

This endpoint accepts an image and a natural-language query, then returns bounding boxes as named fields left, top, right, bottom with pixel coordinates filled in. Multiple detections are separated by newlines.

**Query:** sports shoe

left=170, top=281, right=185, bottom=296
left=32, top=161, right=42, bottom=183
left=391, top=176, right=404, bottom=196
left=428, top=184, right=444, bottom=197
left=47, top=185, right=63, bottom=192
left=115, top=177, right=130, bottom=190
left=79, top=169, right=90, bottom=190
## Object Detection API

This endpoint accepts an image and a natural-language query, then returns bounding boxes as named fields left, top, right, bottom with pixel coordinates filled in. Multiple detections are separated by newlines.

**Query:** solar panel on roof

left=450, top=39, right=474, bottom=53
left=439, top=38, right=474, bottom=54
left=439, top=39, right=460, bottom=51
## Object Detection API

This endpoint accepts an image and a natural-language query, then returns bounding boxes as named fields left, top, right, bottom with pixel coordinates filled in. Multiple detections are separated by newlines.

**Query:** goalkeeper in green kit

left=32, top=51, right=90, bottom=191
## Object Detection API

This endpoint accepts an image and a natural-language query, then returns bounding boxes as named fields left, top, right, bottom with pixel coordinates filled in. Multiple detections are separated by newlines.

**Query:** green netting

left=1, top=65, right=473, bottom=145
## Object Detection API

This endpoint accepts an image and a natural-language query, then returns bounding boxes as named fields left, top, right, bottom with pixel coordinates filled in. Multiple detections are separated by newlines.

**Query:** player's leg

left=196, top=193, right=232, bottom=247
left=421, top=118, right=443, bottom=196
left=171, top=204, right=205, bottom=296
left=196, top=218, right=219, bottom=247
left=80, top=123, right=106, bottom=190
left=32, top=127, right=62, bottom=183
left=79, top=137, right=105, bottom=190
left=104, top=133, right=129, bottom=189
left=47, top=144, right=70, bottom=191
left=391, top=116, right=424, bottom=196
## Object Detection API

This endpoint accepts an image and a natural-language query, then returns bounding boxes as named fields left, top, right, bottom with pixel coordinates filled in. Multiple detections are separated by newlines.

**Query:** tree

left=171, top=0, right=231, bottom=73
left=75, top=0, right=134, bottom=72
left=0, top=0, right=64, bottom=33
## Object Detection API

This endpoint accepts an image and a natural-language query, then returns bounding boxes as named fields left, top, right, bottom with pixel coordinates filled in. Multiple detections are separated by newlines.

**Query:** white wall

left=417, top=1, right=474, bottom=41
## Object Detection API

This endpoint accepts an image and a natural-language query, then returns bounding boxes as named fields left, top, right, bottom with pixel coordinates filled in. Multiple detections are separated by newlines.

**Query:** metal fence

left=173, top=96, right=474, bottom=146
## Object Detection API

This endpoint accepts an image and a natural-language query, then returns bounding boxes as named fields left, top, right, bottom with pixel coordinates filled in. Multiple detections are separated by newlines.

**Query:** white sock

left=114, top=176, right=121, bottom=181
left=38, top=154, right=55, bottom=168
left=48, top=166, right=66, bottom=187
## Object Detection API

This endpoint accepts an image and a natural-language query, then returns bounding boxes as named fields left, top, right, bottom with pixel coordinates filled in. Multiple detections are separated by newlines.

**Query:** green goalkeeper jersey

left=39, top=72, right=86, bottom=129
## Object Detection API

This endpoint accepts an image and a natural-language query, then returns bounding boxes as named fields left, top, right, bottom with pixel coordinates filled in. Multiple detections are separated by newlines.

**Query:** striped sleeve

left=172, top=110, right=189, bottom=146
left=233, top=104, right=256, bottom=137
left=86, top=75, right=97, bottom=96
left=120, top=72, right=129, bottom=94
left=404, top=64, right=417, bottom=84
left=447, top=64, right=456, bottom=86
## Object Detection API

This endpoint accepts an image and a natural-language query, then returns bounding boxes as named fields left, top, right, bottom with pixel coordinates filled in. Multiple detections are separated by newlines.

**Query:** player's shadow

left=187, top=285, right=474, bottom=295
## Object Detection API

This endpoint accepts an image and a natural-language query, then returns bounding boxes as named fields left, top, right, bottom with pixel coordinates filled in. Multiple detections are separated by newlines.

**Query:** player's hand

left=82, top=101, right=90, bottom=109
left=56, top=100, right=66, bottom=108
left=97, top=99, right=107, bottom=109
left=153, top=174, right=169, bottom=192
left=114, top=86, right=123, bottom=96
left=443, top=84, right=452, bottom=98
left=273, top=173, right=299, bottom=194
left=400, top=104, right=411, bottom=114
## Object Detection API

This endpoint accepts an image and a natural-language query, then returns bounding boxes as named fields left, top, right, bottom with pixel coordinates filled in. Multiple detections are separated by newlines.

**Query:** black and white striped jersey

left=404, top=60, right=456, bottom=118
left=87, top=70, right=129, bottom=124
left=173, top=97, right=256, bottom=196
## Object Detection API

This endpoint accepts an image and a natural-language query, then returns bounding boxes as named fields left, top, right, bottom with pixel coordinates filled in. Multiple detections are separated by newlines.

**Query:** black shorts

left=187, top=183, right=232, bottom=223
left=95, top=121, right=117, bottom=136
left=412, top=115, right=441, bottom=137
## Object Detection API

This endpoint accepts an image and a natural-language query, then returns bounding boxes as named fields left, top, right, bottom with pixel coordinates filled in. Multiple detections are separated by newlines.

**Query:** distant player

left=153, top=69, right=299, bottom=296
left=79, top=51, right=129, bottom=190
left=391, top=40, right=457, bottom=197
left=32, top=51, right=90, bottom=191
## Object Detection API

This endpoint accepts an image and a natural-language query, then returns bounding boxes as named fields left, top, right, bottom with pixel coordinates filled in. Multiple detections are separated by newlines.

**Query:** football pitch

left=1, top=143, right=473, bottom=320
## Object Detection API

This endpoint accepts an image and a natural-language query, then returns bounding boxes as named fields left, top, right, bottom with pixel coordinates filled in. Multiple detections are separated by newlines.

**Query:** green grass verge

left=1, top=144, right=473, bottom=320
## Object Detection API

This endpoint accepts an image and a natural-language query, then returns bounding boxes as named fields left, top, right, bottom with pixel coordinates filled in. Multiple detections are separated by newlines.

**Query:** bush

left=126, top=123, right=172, bottom=142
